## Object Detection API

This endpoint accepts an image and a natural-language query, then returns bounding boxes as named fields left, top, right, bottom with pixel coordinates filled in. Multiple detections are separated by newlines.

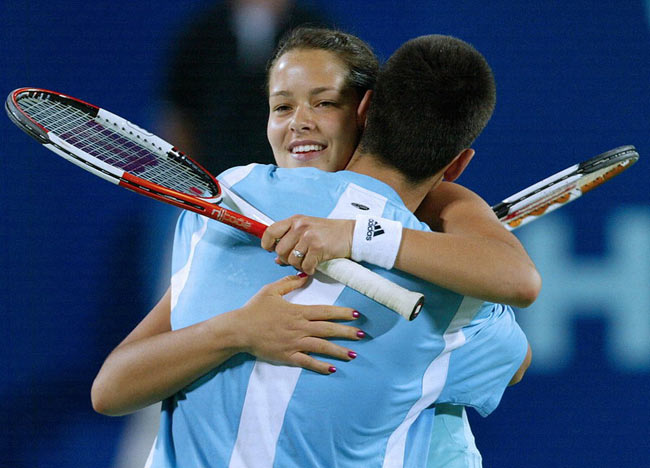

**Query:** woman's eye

left=273, top=105, right=291, bottom=113
left=316, top=101, right=337, bottom=108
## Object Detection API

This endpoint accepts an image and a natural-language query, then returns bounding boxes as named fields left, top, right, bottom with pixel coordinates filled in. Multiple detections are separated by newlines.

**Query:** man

left=146, top=34, right=536, bottom=467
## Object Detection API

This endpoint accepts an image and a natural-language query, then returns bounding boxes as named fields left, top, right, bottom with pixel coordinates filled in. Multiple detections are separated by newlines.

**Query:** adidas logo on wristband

left=366, top=219, right=386, bottom=240
left=352, top=214, right=403, bottom=269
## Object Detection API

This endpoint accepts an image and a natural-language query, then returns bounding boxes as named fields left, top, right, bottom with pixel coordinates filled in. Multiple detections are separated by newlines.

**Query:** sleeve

left=436, top=304, right=529, bottom=417
left=427, top=404, right=483, bottom=468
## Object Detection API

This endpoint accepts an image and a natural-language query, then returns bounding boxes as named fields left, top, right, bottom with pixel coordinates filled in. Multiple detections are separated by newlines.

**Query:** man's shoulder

left=220, top=166, right=426, bottom=229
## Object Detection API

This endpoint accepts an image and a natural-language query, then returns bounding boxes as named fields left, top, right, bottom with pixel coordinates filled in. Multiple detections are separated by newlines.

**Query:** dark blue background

left=1, top=1, right=648, bottom=467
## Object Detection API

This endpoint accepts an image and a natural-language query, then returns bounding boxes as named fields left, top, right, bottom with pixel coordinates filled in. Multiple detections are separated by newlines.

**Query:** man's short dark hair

left=359, top=35, right=496, bottom=183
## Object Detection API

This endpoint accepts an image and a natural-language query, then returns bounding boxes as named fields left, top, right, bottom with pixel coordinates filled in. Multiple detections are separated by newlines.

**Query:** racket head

left=7, top=87, right=221, bottom=197
left=494, top=145, right=639, bottom=230
left=6, top=88, right=269, bottom=237
left=6, top=88, right=97, bottom=144
left=575, top=145, right=639, bottom=193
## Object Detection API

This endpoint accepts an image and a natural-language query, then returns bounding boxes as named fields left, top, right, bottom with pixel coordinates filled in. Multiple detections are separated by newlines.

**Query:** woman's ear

left=443, top=148, right=475, bottom=182
left=356, top=90, right=373, bottom=128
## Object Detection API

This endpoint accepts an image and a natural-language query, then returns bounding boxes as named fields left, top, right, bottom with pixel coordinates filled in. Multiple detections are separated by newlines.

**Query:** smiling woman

left=266, top=49, right=368, bottom=171
left=265, top=28, right=378, bottom=171
left=263, top=29, right=539, bottom=309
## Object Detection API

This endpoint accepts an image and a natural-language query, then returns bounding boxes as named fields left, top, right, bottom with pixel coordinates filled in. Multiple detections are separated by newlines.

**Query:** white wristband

left=351, top=214, right=403, bottom=269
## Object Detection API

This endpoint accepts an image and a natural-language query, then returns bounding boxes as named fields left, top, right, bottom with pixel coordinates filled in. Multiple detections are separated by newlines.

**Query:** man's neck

left=345, top=152, right=439, bottom=212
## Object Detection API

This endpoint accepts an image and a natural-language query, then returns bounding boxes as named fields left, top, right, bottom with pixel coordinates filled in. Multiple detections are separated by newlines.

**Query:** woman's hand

left=234, top=274, right=364, bottom=374
left=261, top=215, right=354, bottom=275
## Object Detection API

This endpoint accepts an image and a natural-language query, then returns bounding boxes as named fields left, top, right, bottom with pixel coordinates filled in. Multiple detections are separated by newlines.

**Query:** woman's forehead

left=269, top=49, right=348, bottom=88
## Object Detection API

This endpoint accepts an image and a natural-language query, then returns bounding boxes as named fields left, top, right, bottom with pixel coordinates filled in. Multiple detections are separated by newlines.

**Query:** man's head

left=358, top=35, right=496, bottom=183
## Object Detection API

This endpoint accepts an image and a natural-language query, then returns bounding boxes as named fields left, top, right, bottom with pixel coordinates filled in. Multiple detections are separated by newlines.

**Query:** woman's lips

left=290, top=144, right=326, bottom=162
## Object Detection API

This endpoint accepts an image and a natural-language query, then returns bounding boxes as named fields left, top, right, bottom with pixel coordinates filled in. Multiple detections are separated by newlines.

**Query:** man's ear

left=443, top=148, right=475, bottom=182
left=356, top=90, right=373, bottom=128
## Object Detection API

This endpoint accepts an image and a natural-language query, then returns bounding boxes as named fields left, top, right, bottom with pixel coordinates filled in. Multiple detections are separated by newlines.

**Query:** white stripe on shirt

left=170, top=216, right=208, bottom=310
left=229, top=184, right=389, bottom=467
left=171, top=164, right=257, bottom=311
left=228, top=274, right=345, bottom=468
left=382, top=296, right=483, bottom=468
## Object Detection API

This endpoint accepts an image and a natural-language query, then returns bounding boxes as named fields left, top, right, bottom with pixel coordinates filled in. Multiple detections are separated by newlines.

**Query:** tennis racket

left=5, top=87, right=424, bottom=320
left=492, top=145, right=639, bottom=231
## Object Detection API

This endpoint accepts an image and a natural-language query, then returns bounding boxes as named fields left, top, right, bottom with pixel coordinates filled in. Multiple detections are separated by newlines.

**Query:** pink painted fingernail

left=356, top=330, right=366, bottom=339
left=352, top=310, right=361, bottom=318
left=348, top=351, right=357, bottom=359
left=297, top=272, right=308, bottom=278
left=328, top=366, right=337, bottom=373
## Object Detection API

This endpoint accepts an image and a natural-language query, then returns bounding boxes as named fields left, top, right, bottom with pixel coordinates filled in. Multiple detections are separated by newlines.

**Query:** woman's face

left=267, top=49, right=364, bottom=172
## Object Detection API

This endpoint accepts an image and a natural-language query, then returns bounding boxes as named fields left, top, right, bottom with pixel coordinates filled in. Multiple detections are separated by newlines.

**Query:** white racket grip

left=317, top=258, right=424, bottom=320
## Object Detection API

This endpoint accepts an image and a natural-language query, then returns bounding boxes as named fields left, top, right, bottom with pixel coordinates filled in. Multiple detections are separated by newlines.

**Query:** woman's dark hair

left=266, top=26, right=379, bottom=99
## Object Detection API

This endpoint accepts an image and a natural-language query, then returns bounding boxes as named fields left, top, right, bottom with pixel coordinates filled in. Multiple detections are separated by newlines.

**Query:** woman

left=92, top=31, right=380, bottom=418
left=92, top=27, right=535, bottom=467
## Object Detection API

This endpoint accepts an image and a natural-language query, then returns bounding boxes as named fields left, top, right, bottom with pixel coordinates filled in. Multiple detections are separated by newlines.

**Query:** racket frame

left=7, top=88, right=268, bottom=237
left=492, top=145, right=639, bottom=230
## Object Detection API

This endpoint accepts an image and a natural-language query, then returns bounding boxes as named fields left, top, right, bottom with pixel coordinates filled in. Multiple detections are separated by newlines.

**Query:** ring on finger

left=292, top=249, right=305, bottom=259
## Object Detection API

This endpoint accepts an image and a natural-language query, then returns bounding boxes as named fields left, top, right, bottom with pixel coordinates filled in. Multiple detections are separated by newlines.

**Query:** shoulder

left=415, top=181, right=496, bottom=232
left=174, top=210, right=207, bottom=240
left=422, top=182, right=490, bottom=216
left=219, top=163, right=272, bottom=185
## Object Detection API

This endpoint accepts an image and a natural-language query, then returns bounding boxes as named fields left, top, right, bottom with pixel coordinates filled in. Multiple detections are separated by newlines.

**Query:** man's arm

left=91, top=275, right=364, bottom=416
left=405, top=181, right=541, bottom=307
left=262, top=182, right=541, bottom=308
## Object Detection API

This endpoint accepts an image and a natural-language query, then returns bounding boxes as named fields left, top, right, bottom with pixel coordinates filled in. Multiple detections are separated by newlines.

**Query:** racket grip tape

left=317, top=258, right=424, bottom=320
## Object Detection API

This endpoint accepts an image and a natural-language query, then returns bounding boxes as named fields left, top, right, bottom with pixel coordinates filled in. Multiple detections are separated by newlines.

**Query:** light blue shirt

left=148, top=164, right=527, bottom=468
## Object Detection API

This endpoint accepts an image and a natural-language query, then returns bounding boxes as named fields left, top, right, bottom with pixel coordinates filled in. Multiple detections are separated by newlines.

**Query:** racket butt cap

left=408, top=296, right=425, bottom=320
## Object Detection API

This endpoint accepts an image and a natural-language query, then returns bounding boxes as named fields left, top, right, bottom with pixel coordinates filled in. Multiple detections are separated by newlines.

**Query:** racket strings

left=20, top=96, right=91, bottom=136
left=74, top=122, right=217, bottom=197
left=19, top=96, right=218, bottom=197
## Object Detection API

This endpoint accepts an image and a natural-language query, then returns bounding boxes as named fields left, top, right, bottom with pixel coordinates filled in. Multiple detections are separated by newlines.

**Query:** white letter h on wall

left=517, top=207, right=650, bottom=372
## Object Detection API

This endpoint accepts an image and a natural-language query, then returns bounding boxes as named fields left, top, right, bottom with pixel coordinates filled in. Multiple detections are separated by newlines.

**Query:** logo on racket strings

left=366, top=218, right=385, bottom=241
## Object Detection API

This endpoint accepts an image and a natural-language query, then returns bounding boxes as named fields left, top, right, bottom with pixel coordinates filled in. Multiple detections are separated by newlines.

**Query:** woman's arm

left=262, top=182, right=541, bottom=308
left=91, top=275, right=363, bottom=416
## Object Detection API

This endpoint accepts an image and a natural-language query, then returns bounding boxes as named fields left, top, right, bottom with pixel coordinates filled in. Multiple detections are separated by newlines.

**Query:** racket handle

left=206, top=205, right=268, bottom=238
left=317, top=258, right=424, bottom=320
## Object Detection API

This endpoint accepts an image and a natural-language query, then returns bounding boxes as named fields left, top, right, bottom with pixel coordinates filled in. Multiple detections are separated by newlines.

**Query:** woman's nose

left=290, top=106, right=315, bottom=132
